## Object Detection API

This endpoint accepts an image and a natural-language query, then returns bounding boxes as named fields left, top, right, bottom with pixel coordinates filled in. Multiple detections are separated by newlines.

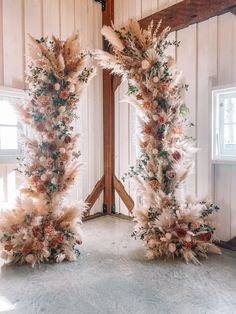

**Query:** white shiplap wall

left=114, top=0, right=236, bottom=241
left=0, top=0, right=103, bottom=215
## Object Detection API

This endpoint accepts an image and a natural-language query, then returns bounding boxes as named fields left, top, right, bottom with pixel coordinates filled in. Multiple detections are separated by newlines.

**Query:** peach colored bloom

left=172, top=127, right=181, bottom=135
left=140, top=141, right=148, bottom=149
left=144, top=124, right=152, bottom=135
left=4, top=244, right=13, bottom=251
left=149, top=180, right=158, bottom=191
left=60, top=153, right=68, bottom=161
left=142, top=101, right=152, bottom=110
left=38, top=95, right=49, bottom=104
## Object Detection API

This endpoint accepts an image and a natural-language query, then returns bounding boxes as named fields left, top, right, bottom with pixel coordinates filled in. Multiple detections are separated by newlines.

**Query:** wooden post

left=102, top=0, right=115, bottom=214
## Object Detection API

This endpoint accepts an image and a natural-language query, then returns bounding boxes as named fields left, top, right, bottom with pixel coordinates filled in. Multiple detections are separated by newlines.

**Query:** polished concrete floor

left=0, top=215, right=236, bottom=314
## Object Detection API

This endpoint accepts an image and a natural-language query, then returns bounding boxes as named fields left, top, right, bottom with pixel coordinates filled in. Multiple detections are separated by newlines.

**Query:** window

left=0, top=87, right=25, bottom=161
left=0, top=87, right=25, bottom=208
left=212, top=86, right=236, bottom=162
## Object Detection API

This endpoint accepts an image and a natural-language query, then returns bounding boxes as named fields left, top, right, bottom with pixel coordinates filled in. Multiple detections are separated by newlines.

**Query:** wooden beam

left=113, top=0, right=236, bottom=92
left=83, top=212, right=105, bottom=222
left=103, top=0, right=115, bottom=214
left=113, top=176, right=134, bottom=212
left=84, top=176, right=105, bottom=216
left=139, top=0, right=236, bottom=32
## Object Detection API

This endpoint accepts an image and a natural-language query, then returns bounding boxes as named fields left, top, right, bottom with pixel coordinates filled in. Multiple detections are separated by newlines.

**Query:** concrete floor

left=0, top=215, right=236, bottom=314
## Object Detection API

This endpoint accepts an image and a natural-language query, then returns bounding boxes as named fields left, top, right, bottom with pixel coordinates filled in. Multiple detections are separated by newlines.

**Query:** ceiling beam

left=139, top=0, right=236, bottom=32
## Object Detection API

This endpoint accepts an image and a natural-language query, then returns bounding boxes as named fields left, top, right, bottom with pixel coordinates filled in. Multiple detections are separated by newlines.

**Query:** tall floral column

left=0, top=33, right=95, bottom=266
left=96, top=20, right=221, bottom=264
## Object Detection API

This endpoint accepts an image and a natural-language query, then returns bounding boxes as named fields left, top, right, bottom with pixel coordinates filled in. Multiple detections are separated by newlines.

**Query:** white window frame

left=212, top=85, right=236, bottom=164
left=0, top=86, right=26, bottom=163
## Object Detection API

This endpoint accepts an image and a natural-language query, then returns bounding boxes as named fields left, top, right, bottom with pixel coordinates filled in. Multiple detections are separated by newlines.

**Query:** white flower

left=39, top=107, right=45, bottom=114
left=185, top=235, right=192, bottom=242
left=168, top=243, right=176, bottom=253
left=165, top=233, right=172, bottom=240
left=141, top=60, right=150, bottom=70
left=51, top=178, right=57, bottom=185
left=152, top=149, right=158, bottom=155
left=153, top=115, right=158, bottom=121
left=25, top=254, right=34, bottom=264
left=59, top=147, right=66, bottom=154
left=39, top=156, right=46, bottom=163
left=152, top=76, right=159, bottom=83
left=59, top=106, right=66, bottom=113
left=40, top=174, right=47, bottom=182
left=148, top=171, right=154, bottom=177
left=56, top=253, right=66, bottom=263
left=69, top=84, right=75, bottom=93
left=54, top=83, right=60, bottom=91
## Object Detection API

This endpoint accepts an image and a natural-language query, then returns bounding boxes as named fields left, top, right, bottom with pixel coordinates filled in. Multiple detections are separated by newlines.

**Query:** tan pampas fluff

left=101, top=25, right=125, bottom=51
left=95, top=19, right=221, bottom=264
left=0, top=32, right=94, bottom=266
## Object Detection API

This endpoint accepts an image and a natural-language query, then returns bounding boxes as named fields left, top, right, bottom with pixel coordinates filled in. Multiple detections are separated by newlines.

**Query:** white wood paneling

left=0, top=0, right=103, bottom=215
left=177, top=24, right=197, bottom=196
left=2, top=0, right=24, bottom=88
left=114, top=1, right=236, bottom=240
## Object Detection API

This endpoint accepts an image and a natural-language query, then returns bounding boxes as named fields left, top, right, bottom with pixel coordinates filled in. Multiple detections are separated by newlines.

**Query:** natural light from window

left=0, top=87, right=25, bottom=209
left=212, top=86, right=236, bottom=162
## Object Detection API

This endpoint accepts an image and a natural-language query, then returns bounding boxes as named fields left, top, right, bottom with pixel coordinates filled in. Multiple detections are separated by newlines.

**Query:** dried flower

left=142, top=101, right=152, bottom=110
left=165, top=233, right=172, bottom=240
left=36, top=123, right=44, bottom=132
left=54, top=83, right=60, bottom=90
left=168, top=243, right=176, bottom=253
left=23, top=244, right=32, bottom=255
left=60, top=153, right=68, bottom=161
left=184, top=242, right=192, bottom=250
left=152, top=76, right=159, bottom=83
left=64, top=136, right=71, bottom=144
left=37, top=185, right=47, bottom=193
left=4, top=244, right=13, bottom=252
left=60, top=91, right=69, bottom=100
left=172, top=151, right=181, bottom=161
left=166, top=170, right=176, bottom=179
left=149, top=180, right=158, bottom=191
left=141, top=60, right=150, bottom=70
left=40, top=174, right=47, bottom=182
left=176, top=228, right=187, bottom=237
left=144, top=124, right=152, bottom=135
left=38, top=95, right=49, bottom=104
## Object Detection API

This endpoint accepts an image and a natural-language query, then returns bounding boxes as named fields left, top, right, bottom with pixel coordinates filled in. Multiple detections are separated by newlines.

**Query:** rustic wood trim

left=111, top=213, right=133, bottom=221
left=113, top=74, right=122, bottom=93
left=139, top=0, right=236, bottom=32
left=113, top=175, right=134, bottom=212
left=103, top=0, right=115, bottom=214
left=83, top=212, right=105, bottom=222
left=113, top=0, right=236, bottom=92
left=84, top=176, right=105, bottom=215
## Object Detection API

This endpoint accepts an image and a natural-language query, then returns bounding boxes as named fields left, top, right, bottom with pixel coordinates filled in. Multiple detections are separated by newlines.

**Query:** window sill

left=212, top=159, right=236, bottom=165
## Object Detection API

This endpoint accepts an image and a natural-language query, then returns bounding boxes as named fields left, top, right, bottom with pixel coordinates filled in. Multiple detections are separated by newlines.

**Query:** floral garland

left=96, top=20, right=221, bottom=264
left=0, top=33, right=95, bottom=266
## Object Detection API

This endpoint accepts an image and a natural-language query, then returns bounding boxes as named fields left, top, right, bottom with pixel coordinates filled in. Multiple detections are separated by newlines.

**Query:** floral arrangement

left=96, top=20, right=221, bottom=264
left=0, top=33, right=95, bottom=266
